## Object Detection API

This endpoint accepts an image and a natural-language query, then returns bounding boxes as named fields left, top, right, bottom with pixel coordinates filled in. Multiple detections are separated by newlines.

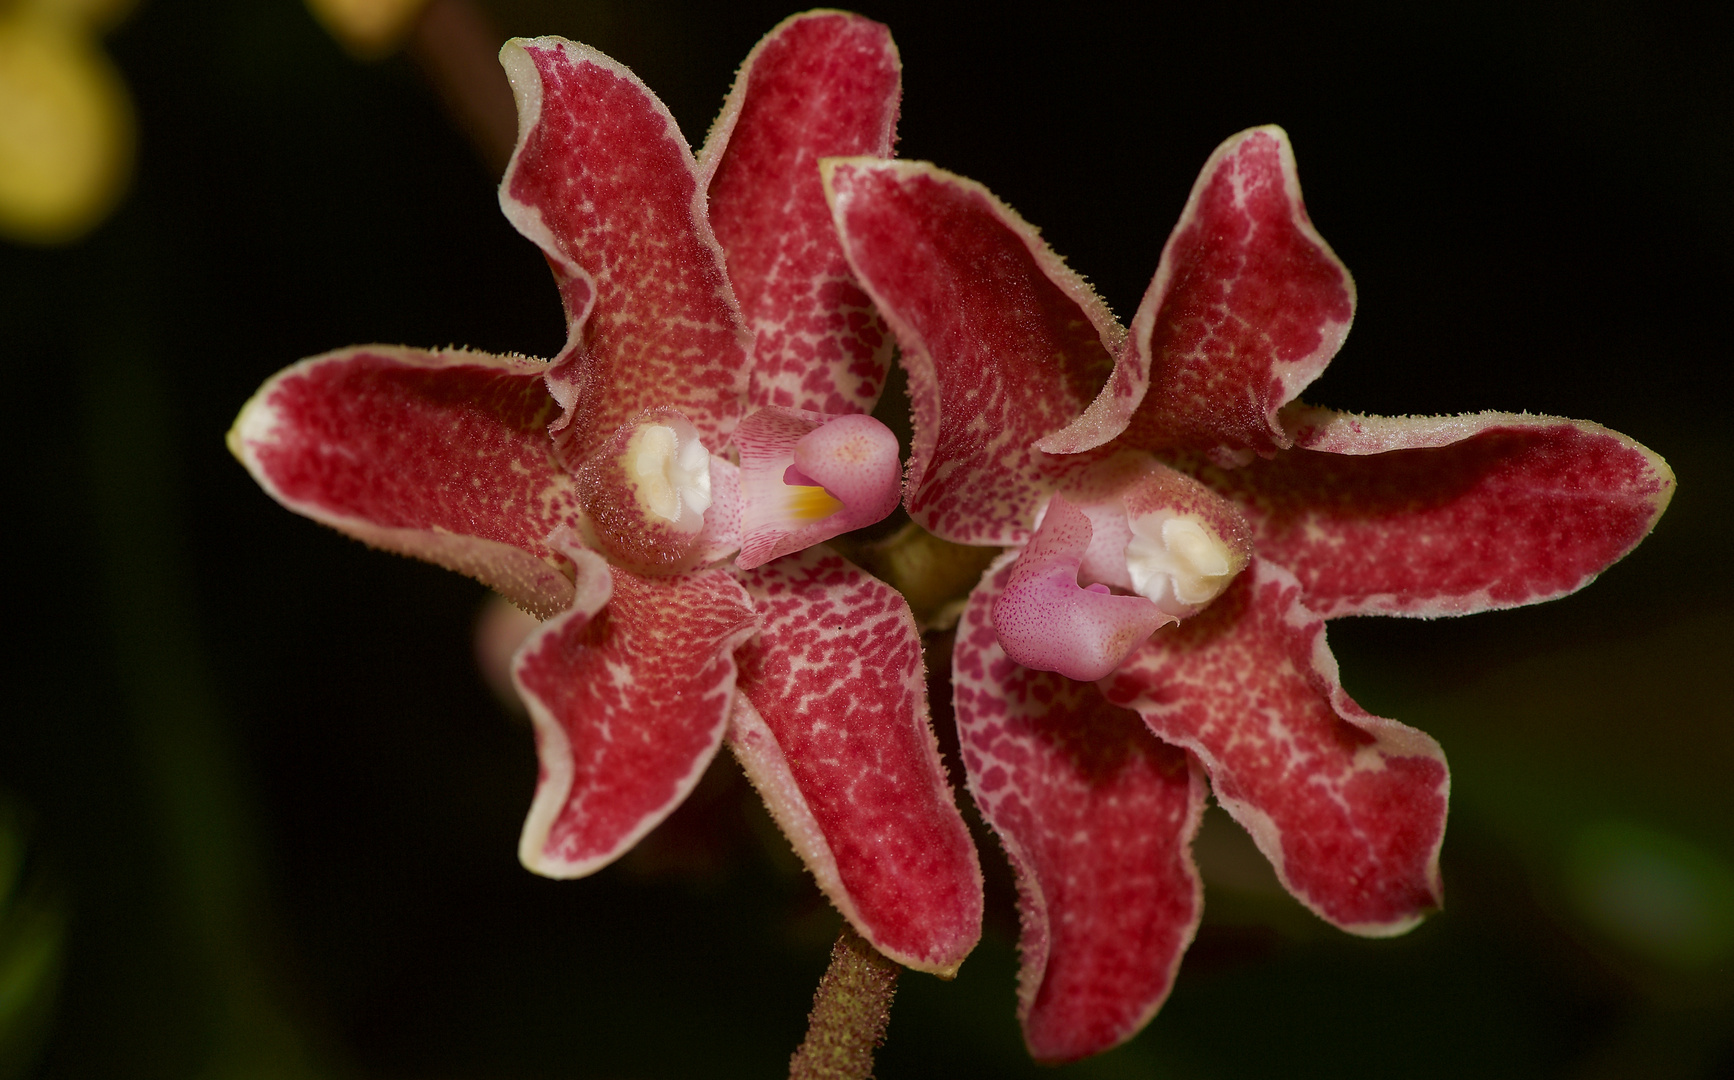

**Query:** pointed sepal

left=823, top=157, right=1120, bottom=544
left=730, top=547, right=982, bottom=974
left=958, top=555, right=1207, bottom=1061
left=498, top=36, right=750, bottom=464
left=1106, top=126, right=1355, bottom=463
left=1102, top=560, right=1449, bottom=934
left=704, top=11, right=901, bottom=415
left=1204, top=407, right=1677, bottom=617
left=227, top=345, right=579, bottom=617
left=513, top=534, right=757, bottom=878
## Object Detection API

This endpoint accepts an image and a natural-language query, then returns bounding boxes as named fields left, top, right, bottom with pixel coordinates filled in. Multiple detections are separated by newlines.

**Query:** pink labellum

left=823, top=158, right=1121, bottom=545
left=498, top=37, right=751, bottom=466
left=1197, top=406, right=1676, bottom=618
left=729, top=547, right=982, bottom=974
left=227, top=345, right=580, bottom=618
left=735, top=407, right=902, bottom=569
left=794, top=412, right=902, bottom=517
left=1105, top=126, right=1355, bottom=463
left=958, top=555, right=1206, bottom=1062
left=992, top=496, right=1173, bottom=681
left=514, top=547, right=757, bottom=878
left=1102, top=560, right=1449, bottom=934
left=704, top=11, right=901, bottom=416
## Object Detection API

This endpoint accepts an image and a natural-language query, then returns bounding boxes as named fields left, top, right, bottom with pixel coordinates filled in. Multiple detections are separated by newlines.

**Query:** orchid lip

left=992, top=495, right=1175, bottom=682
left=735, top=407, right=902, bottom=570
left=790, top=412, right=900, bottom=522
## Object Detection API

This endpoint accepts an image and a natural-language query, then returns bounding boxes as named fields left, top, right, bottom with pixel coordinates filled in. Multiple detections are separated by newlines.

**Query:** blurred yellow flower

left=0, top=0, right=136, bottom=245
left=305, top=0, right=430, bottom=58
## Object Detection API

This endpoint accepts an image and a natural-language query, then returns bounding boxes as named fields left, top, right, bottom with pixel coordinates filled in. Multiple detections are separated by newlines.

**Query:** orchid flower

left=823, top=129, right=1674, bottom=1059
left=228, top=12, right=982, bottom=976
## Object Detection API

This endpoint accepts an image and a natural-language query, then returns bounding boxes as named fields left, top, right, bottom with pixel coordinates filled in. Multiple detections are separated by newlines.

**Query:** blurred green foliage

left=0, top=800, right=63, bottom=1080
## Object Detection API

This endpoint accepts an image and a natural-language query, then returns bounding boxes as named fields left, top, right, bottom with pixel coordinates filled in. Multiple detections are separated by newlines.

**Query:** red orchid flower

left=823, top=128, right=1674, bottom=1058
left=227, top=12, right=982, bottom=976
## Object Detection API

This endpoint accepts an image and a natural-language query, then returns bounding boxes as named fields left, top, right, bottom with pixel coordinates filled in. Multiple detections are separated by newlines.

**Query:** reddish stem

left=406, top=0, right=518, bottom=175
left=789, top=924, right=901, bottom=1080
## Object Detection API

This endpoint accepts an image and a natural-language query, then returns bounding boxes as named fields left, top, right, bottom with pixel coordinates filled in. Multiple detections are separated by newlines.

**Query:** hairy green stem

left=788, top=925, right=901, bottom=1080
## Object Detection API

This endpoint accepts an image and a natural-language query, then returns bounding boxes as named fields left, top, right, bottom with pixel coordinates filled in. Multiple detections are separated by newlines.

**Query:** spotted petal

left=957, top=553, right=1207, bottom=1062
left=1097, top=126, right=1355, bottom=463
left=514, top=546, right=757, bottom=878
left=1102, top=559, right=1448, bottom=934
left=227, top=345, right=579, bottom=617
left=729, top=547, right=981, bottom=974
left=498, top=37, right=751, bottom=465
left=1194, top=407, right=1676, bottom=618
left=704, top=11, right=900, bottom=415
left=823, top=158, right=1121, bottom=545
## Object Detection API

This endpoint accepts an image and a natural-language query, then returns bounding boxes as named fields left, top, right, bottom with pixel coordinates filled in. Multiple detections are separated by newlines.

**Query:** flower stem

left=407, top=0, right=518, bottom=175
left=788, top=924, right=901, bottom=1080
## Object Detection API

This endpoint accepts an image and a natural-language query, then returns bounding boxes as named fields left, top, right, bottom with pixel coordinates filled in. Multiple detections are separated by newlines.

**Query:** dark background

left=3, top=1, right=1732, bottom=1077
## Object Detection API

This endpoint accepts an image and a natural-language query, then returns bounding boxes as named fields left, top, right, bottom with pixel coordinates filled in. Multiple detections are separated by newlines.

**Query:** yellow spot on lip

left=786, top=484, right=844, bottom=521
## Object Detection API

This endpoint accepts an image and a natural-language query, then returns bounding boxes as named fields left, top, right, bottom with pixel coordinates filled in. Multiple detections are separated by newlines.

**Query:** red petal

left=513, top=560, right=757, bottom=877
left=498, top=38, right=750, bottom=464
left=1207, top=408, right=1676, bottom=618
left=1112, top=127, right=1354, bottom=462
left=957, top=554, right=1206, bottom=1062
left=730, top=548, right=982, bottom=974
left=824, top=158, right=1120, bottom=544
left=228, top=346, right=578, bottom=617
left=1102, top=560, right=1449, bottom=934
left=705, top=12, right=901, bottom=415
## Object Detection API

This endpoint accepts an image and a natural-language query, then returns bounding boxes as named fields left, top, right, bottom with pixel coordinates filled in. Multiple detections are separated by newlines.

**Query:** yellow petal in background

left=305, top=0, right=431, bottom=58
left=18, top=0, right=140, bottom=33
left=0, top=12, right=133, bottom=245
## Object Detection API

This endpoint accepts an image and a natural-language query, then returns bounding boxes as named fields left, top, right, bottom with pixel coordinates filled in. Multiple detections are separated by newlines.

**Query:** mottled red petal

left=498, top=37, right=750, bottom=463
left=1202, top=407, right=1677, bottom=618
left=705, top=12, right=900, bottom=415
left=228, top=346, right=578, bottom=617
left=1110, top=127, right=1354, bottom=463
left=824, top=158, right=1120, bottom=544
left=514, top=560, right=757, bottom=877
left=1102, top=560, right=1448, bottom=934
left=957, top=554, right=1206, bottom=1062
left=730, top=548, right=981, bottom=974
